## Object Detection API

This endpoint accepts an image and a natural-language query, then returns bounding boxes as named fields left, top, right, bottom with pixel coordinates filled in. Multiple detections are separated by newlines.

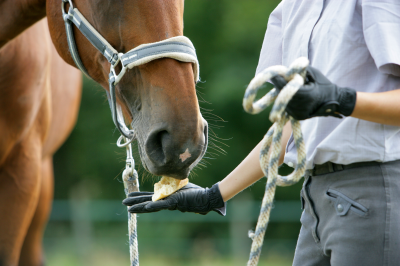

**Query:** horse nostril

left=145, top=130, right=170, bottom=165
left=144, top=119, right=208, bottom=178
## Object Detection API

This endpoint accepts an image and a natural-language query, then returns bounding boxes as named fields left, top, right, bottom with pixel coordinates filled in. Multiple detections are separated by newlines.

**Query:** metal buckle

left=61, top=0, right=73, bottom=16
left=110, top=53, right=128, bottom=85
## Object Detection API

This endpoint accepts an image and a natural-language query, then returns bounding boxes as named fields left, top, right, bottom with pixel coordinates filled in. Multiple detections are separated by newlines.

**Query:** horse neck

left=0, top=0, right=46, bottom=48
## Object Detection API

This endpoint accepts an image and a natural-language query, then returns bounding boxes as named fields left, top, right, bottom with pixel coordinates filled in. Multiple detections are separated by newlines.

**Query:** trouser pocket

left=326, top=189, right=368, bottom=217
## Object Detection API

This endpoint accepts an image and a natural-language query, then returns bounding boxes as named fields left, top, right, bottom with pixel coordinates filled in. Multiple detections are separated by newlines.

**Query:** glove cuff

left=207, top=183, right=226, bottom=216
left=338, top=87, right=357, bottom=116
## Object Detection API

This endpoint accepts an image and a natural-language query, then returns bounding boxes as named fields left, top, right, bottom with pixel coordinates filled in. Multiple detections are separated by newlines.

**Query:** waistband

left=305, top=161, right=381, bottom=176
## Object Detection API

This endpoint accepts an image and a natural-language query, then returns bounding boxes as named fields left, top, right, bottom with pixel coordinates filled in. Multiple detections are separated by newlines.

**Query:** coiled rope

left=243, top=57, right=309, bottom=266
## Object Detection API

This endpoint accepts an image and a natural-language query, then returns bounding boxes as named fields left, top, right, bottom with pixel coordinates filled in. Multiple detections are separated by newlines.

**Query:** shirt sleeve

left=362, top=0, right=400, bottom=76
left=255, top=2, right=283, bottom=75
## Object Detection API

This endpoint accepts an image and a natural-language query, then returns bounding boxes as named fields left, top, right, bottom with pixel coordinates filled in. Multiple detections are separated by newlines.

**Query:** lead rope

left=121, top=137, right=140, bottom=266
left=243, top=57, right=309, bottom=266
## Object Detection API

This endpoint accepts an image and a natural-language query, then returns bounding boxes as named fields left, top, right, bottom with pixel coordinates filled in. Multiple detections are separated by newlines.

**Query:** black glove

left=270, top=66, right=357, bottom=120
left=122, top=182, right=226, bottom=216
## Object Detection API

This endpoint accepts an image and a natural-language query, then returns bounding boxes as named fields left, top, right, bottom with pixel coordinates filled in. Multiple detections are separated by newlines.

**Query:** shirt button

left=337, top=204, right=344, bottom=212
left=288, top=162, right=294, bottom=168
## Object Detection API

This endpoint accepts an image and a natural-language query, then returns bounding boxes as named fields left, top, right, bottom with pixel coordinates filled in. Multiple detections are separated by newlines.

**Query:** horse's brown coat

left=0, top=17, right=81, bottom=266
left=47, top=0, right=207, bottom=179
left=0, top=0, right=206, bottom=264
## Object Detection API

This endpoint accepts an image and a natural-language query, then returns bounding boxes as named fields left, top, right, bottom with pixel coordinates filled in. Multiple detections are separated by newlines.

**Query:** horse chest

left=0, top=19, right=52, bottom=159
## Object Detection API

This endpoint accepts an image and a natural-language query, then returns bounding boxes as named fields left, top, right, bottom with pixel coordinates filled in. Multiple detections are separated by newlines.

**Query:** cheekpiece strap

left=63, top=11, right=91, bottom=77
left=64, top=8, right=119, bottom=65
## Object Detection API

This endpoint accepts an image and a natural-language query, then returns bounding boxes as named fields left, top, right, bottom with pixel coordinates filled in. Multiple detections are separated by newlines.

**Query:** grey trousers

left=292, top=160, right=400, bottom=266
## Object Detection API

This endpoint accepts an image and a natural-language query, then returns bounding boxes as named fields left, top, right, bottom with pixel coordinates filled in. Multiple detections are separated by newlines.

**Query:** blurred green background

left=47, top=1, right=304, bottom=265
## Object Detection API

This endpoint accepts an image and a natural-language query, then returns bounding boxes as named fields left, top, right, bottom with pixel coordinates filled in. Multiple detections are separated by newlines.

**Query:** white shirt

left=256, top=0, right=400, bottom=169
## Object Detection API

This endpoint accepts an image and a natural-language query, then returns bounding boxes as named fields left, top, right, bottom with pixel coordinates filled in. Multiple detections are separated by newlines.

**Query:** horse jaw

left=46, top=0, right=207, bottom=179
left=120, top=58, right=207, bottom=180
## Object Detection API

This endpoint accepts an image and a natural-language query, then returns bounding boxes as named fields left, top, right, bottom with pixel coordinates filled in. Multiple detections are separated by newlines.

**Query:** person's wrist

left=206, top=182, right=226, bottom=216
left=338, top=86, right=357, bottom=116
left=207, top=182, right=225, bottom=209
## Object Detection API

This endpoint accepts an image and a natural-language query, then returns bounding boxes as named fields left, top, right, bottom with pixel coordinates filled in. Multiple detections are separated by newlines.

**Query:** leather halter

left=61, top=0, right=200, bottom=143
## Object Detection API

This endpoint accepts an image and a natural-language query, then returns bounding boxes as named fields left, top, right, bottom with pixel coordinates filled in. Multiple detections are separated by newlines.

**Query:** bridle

left=61, top=0, right=200, bottom=146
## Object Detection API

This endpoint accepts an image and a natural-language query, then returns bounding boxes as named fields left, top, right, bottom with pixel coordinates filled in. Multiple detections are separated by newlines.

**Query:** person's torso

left=259, top=0, right=400, bottom=169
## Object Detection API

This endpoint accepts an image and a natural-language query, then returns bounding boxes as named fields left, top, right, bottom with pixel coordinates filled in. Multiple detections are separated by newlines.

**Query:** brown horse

left=0, top=17, right=82, bottom=265
left=0, top=0, right=206, bottom=265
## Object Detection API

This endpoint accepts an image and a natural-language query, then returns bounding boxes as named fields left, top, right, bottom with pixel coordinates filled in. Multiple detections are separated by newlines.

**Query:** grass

left=43, top=221, right=295, bottom=266
left=44, top=239, right=293, bottom=266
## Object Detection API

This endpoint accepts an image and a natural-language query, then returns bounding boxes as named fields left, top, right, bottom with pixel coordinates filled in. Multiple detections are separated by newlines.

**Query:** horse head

left=47, top=0, right=207, bottom=179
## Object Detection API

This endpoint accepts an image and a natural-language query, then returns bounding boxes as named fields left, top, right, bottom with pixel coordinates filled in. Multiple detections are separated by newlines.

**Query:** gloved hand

left=270, top=66, right=357, bottom=120
left=122, top=182, right=226, bottom=216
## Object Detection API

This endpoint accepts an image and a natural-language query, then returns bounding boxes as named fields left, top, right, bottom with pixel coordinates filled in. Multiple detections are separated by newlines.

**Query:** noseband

left=61, top=0, right=200, bottom=145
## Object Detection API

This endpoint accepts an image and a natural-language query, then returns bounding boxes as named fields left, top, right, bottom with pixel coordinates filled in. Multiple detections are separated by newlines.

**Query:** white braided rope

left=122, top=151, right=140, bottom=266
left=243, top=57, right=309, bottom=266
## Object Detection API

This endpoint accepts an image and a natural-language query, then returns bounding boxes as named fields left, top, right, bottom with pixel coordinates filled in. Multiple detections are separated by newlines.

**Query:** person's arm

left=351, top=90, right=400, bottom=127
left=271, top=67, right=400, bottom=126
left=218, top=121, right=292, bottom=201
left=218, top=83, right=400, bottom=203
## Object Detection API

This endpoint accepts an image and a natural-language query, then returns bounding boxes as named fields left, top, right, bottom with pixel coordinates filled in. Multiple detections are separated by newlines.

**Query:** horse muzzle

left=141, top=119, right=208, bottom=179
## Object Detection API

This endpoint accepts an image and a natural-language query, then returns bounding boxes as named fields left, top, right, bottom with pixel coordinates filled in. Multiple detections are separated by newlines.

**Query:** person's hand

left=270, top=66, right=357, bottom=120
left=122, top=182, right=226, bottom=216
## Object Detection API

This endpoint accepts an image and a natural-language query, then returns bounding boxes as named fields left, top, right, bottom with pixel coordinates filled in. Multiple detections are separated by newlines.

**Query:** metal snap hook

left=109, top=53, right=128, bottom=85
left=120, top=136, right=136, bottom=179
